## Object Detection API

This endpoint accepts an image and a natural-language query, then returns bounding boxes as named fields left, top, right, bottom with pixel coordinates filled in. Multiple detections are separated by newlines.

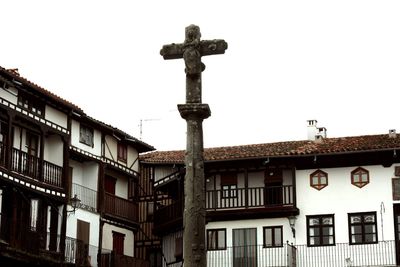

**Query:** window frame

left=306, top=214, right=335, bottom=247
left=351, top=167, right=370, bottom=188
left=263, top=226, right=283, bottom=248
left=117, top=142, right=127, bottom=163
left=348, top=212, right=378, bottom=245
left=207, top=228, right=227, bottom=251
left=220, top=172, right=238, bottom=199
left=79, top=124, right=94, bottom=147
left=310, top=170, right=328, bottom=190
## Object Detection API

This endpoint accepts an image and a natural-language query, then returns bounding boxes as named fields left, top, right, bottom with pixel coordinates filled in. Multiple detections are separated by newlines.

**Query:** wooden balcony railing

left=101, top=250, right=150, bottom=267
left=154, top=199, right=184, bottom=227
left=10, top=147, right=63, bottom=188
left=206, top=185, right=294, bottom=210
left=104, top=192, right=138, bottom=223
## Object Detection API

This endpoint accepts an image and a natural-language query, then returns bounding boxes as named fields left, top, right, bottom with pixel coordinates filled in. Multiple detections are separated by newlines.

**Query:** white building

left=140, top=120, right=400, bottom=267
left=0, top=66, right=154, bottom=267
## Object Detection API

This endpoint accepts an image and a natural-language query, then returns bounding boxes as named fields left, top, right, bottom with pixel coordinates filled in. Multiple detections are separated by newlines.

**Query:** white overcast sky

left=1, top=1, right=400, bottom=151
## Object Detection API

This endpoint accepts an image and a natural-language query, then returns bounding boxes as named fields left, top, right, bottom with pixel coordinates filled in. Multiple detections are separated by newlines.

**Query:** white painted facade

left=102, top=223, right=135, bottom=257
left=0, top=86, right=18, bottom=104
left=45, top=105, right=68, bottom=128
left=70, top=119, right=102, bottom=156
left=296, top=164, right=398, bottom=245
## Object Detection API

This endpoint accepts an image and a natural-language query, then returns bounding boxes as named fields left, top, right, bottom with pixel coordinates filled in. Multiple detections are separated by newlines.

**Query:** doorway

left=394, top=204, right=400, bottom=265
left=232, top=228, right=257, bottom=267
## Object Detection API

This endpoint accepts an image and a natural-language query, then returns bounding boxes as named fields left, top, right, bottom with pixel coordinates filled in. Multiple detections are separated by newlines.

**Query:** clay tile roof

left=140, top=134, right=400, bottom=164
left=0, top=66, right=83, bottom=113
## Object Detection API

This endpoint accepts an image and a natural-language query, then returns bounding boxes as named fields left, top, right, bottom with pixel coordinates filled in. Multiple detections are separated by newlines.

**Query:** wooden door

left=394, top=204, right=400, bottom=265
left=233, top=228, right=257, bottom=267
left=77, top=219, right=90, bottom=264
left=112, top=231, right=125, bottom=255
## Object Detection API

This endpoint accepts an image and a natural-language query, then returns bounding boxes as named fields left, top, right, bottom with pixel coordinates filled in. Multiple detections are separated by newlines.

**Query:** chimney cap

left=389, top=129, right=397, bottom=138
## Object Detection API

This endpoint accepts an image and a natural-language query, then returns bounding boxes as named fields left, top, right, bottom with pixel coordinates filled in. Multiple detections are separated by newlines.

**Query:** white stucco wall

left=127, top=146, right=139, bottom=172
left=115, top=174, right=128, bottom=199
left=70, top=120, right=102, bottom=156
left=44, top=134, right=63, bottom=166
left=44, top=105, right=68, bottom=128
left=104, top=135, right=117, bottom=161
left=102, top=223, right=134, bottom=257
left=295, top=164, right=397, bottom=245
left=66, top=209, right=100, bottom=246
left=0, top=86, right=18, bottom=104
left=70, top=160, right=99, bottom=190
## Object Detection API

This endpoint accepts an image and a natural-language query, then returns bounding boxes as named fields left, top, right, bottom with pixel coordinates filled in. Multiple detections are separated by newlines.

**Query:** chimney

left=389, top=129, right=397, bottom=138
left=307, top=120, right=327, bottom=141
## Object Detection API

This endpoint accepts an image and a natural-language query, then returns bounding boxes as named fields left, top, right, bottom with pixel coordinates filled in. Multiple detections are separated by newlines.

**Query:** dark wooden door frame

left=394, top=204, right=400, bottom=265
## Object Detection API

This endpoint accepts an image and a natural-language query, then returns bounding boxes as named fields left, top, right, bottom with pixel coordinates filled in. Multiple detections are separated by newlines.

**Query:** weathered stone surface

left=161, top=24, right=227, bottom=267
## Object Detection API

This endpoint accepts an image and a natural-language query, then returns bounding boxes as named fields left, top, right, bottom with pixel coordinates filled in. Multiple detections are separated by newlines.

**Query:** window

left=117, top=142, right=127, bottom=162
left=112, top=231, right=125, bottom=255
left=310, top=170, right=328, bottom=190
left=221, top=172, right=237, bottom=199
left=351, top=167, right=369, bottom=188
left=263, top=226, right=282, bottom=247
left=307, top=215, right=335, bottom=246
left=30, top=199, right=39, bottom=231
left=17, top=92, right=44, bottom=117
left=348, top=212, right=377, bottom=245
left=207, top=229, right=226, bottom=250
left=393, top=178, right=400, bottom=200
left=79, top=124, right=94, bottom=147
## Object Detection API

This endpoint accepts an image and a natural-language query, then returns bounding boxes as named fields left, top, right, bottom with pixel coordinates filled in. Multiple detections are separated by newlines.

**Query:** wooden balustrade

left=9, top=147, right=63, bottom=188
left=104, top=192, right=138, bottom=223
left=206, top=185, right=294, bottom=210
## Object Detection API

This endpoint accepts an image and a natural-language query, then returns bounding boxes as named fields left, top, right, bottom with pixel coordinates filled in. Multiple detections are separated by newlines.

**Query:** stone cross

left=160, top=25, right=227, bottom=267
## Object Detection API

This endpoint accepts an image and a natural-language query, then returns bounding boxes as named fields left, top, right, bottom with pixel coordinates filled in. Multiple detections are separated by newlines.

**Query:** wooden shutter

left=105, top=175, right=116, bottom=195
left=77, top=219, right=90, bottom=245
left=393, top=178, right=400, bottom=200
left=221, top=172, right=237, bottom=185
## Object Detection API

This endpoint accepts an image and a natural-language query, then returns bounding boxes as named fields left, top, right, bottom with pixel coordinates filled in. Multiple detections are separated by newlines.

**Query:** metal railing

left=207, top=242, right=296, bottom=267
left=72, top=183, right=98, bottom=212
left=204, top=241, right=396, bottom=267
left=296, top=240, right=396, bottom=267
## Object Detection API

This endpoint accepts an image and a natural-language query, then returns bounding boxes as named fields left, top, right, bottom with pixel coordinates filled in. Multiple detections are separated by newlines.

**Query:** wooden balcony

left=101, top=251, right=150, bottom=267
left=206, top=185, right=294, bottom=210
left=153, top=199, right=183, bottom=234
left=104, top=192, right=138, bottom=224
left=154, top=185, right=298, bottom=231
left=0, top=212, right=68, bottom=264
left=2, top=145, right=64, bottom=188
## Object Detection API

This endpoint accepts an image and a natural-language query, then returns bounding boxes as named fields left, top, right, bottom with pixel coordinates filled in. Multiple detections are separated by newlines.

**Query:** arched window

left=351, top=167, right=369, bottom=188
left=310, top=170, right=328, bottom=190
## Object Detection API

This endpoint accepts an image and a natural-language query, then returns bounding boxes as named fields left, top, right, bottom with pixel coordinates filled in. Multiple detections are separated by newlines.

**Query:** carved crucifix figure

left=161, top=25, right=227, bottom=267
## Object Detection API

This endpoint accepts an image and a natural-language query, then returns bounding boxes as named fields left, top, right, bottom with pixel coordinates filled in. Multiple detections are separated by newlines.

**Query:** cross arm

left=160, top=39, right=228, bottom=60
